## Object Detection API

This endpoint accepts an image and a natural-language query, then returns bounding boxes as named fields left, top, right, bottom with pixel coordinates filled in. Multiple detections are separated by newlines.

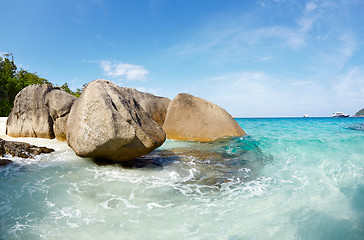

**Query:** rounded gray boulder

left=163, top=93, right=246, bottom=142
left=6, top=84, right=76, bottom=140
left=66, top=79, right=166, bottom=162
left=45, top=88, right=77, bottom=140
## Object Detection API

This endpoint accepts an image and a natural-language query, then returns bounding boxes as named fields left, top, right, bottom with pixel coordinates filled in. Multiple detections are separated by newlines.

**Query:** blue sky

left=1, top=0, right=364, bottom=117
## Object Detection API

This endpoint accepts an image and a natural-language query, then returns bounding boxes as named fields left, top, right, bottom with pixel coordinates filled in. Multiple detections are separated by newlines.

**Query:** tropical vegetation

left=0, top=54, right=84, bottom=116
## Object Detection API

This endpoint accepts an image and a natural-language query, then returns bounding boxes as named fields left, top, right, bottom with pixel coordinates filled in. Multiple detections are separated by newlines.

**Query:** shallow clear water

left=1, top=117, right=364, bottom=240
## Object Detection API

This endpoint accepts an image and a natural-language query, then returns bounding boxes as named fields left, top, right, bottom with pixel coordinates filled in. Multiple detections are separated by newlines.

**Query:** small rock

left=0, top=159, right=13, bottom=167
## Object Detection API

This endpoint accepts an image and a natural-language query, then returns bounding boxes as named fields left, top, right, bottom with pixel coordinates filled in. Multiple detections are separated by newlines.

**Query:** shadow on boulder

left=92, top=149, right=181, bottom=168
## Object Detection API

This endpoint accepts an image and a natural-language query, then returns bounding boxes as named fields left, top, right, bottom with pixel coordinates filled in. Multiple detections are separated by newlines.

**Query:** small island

left=354, top=108, right=364, bottom=117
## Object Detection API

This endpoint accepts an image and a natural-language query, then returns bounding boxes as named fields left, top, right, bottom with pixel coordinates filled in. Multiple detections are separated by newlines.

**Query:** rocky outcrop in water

left=163, top=93, right=246, bottom=142
left=0, top=138, right=54, bottom=158
left=354, top=108, right=364, bottom=117
left=6, top=84, right=76, bottom=141
left=0, top=159, right=13, bottom=167
left=118, top=87, right=171, bottom=126
left=66, top=79, right=166, bottom=162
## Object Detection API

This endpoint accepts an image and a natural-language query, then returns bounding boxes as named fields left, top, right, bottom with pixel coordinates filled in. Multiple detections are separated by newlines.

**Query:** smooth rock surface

left=163, top=93, right=246, bottom=142
left=0, top=138, right=54, bottom=158
left=66, top=79, right=166, bottom=162
left=45, top=89, right=77, bottom=140
left=6, top=84, right=76, bottom=141
left=119, top=88, right=171, bottom=126
left=6, top=84, right=55, bottom=139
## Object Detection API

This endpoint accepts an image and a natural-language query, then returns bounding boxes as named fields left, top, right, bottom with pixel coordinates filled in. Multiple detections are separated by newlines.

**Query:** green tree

left=74, top=83, right=88, bottom=97
left=60, top=82, right=87, bottom=97
left=0, top=54, right=17, bottom=116
left=0, top=54, right=16, bottom=98
left=0, top=53, right=53, bottom=116
left=0, top=53, right=86, bottom=116
left=60, top=82, right=72, bottom=94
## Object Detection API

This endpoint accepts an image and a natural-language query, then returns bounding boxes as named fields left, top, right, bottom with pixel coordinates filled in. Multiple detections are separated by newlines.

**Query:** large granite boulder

left=118, top=88, right=171, bottom=126
left=45, top=89, right=77, bottom=140
left=66, top=79, right=166, bottom=162
left=163, top=93, right=246, bottom=142
left=6, top=85, right=55, bottom=139
left=6, top=84, right=76, bottom=141
left=354, top=108, right=364, bottom=117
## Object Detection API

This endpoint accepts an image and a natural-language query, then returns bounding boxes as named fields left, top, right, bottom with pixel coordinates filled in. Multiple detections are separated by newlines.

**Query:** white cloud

left=338, top=33, right=357, bottom=58
left=256, top=56, right=273, bottom=62
left=162, top=1, right=362, bottom=116
left=100, top=60, right=150, bottom=81
left=198, top=67, right=364, bottom=117
left=320, top=33, right=358, bottom=71
left=168, top=24, right=306, bottom=63
left=299, top=17, right=315, bottom=32
left=252, top=27, right=306, bottom=48
left=298, top=1, right=321, bottom=32
left=167, top=1, right=349, bottom=62
left=305, top=2, right=317, bottom=12
left=299, top=0, right=341, bottom=33
left=332, top=67, right=364, bottom=99
left=200, top=71, right=329, bottom=117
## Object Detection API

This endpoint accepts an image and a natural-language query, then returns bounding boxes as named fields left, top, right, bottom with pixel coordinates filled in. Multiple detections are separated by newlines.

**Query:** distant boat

left=303, top=114, right=309, bottom=118
left=332, top=112, right=349, bottom=118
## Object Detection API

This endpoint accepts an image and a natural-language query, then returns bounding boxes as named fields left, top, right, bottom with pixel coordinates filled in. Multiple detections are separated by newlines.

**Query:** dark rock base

left=0, top=159, right=13, bottom=167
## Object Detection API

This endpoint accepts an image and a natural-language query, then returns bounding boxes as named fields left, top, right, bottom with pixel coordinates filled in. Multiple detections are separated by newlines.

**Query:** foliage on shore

left=0, top=54, right=84, bottom=116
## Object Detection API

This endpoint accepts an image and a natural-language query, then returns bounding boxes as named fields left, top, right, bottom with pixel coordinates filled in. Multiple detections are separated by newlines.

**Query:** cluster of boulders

left=6, top=84, right=76, bottom=141
left=6, top=79, right=246, bottom=162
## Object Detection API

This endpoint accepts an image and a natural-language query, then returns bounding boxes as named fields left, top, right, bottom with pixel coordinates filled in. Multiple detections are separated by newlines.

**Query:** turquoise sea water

left=1, top=117, right=364, bottom=240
